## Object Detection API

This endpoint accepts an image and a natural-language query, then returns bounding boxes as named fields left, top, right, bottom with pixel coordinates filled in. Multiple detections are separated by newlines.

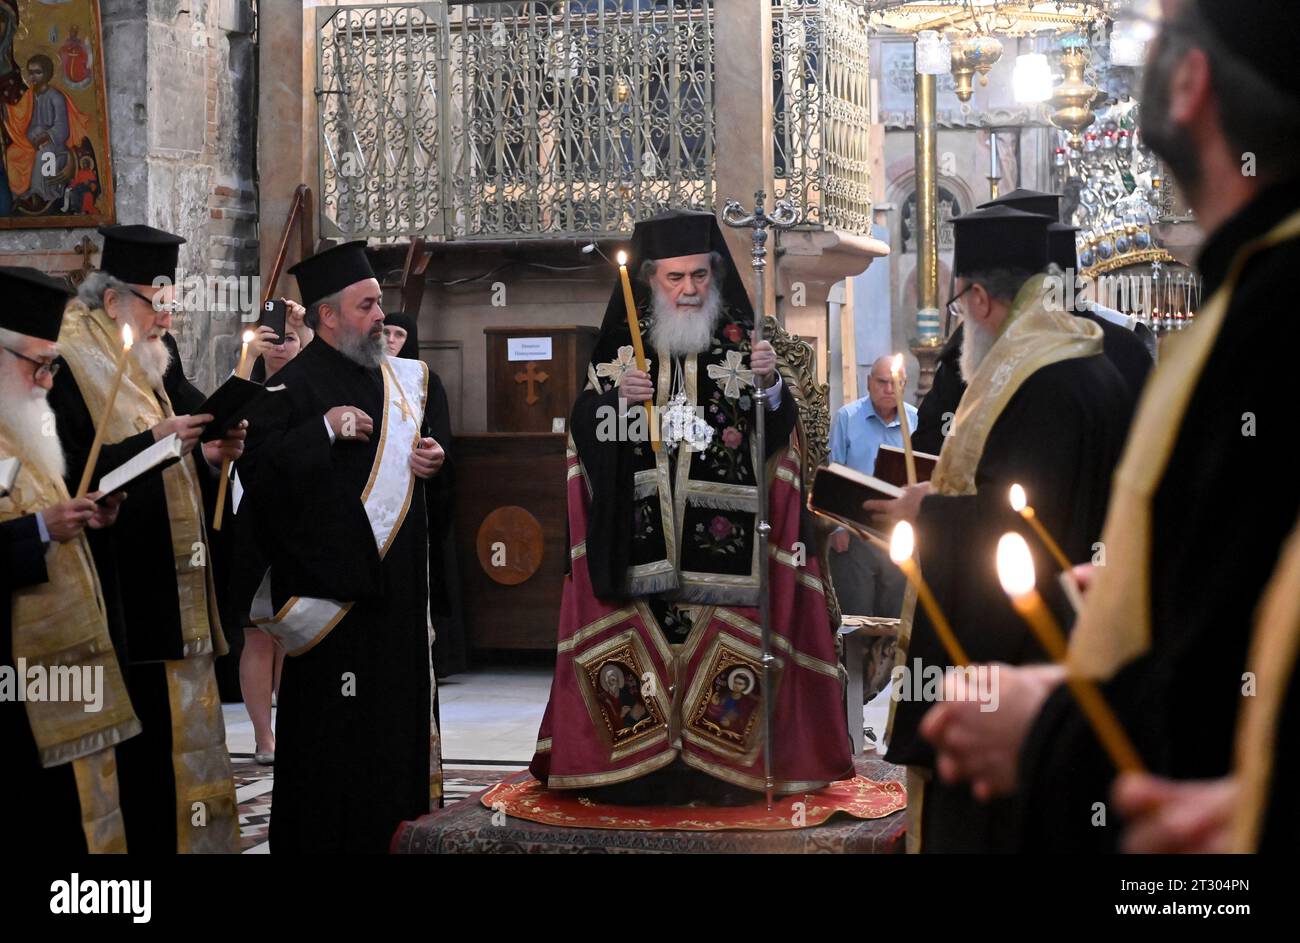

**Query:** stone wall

left=0, top=0, right=258, bottom=393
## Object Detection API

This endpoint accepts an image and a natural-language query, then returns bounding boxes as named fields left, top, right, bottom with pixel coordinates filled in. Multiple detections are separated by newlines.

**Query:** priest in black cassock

left=923, top=0, right=1300, bottom=854
left=48, top=225, right=241, bottom=854
left=1, top=267, right=138, bottom=854
left=868, top=206, right=1133, bottom=852
left=237, top=242, right=446, bottom=853
left=982, top=188, right=1153, bottom=403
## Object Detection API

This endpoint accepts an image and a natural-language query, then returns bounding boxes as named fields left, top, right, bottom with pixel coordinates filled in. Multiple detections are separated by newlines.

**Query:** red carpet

left=481, top=771, right=906, bottom=831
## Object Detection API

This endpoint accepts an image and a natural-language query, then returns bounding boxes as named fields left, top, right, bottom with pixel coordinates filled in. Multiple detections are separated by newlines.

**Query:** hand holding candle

left=996, top=532, right=1145, bottom=774
left=616, top=251, right=660, bottom=452
left=75, top=324, right=134, bottom=499
left=212, top=329, right=257, bottom=531
left=1009, top=483, right=1072, bottom=573
left=890, top=353, right=916, bottom=484
left=889, top=521, right=969, bottom=666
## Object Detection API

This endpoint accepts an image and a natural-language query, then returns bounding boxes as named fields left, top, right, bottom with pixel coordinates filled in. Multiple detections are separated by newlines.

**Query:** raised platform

left=393, top=755, right=907, bottom=854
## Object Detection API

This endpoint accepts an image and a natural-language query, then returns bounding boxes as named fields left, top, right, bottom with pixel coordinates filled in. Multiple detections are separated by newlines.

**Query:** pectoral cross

left=514, top=361, right=549, bottom=406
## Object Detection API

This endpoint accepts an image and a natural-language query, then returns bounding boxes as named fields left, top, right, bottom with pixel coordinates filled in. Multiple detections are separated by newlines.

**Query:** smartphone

left=260, top=299, right=287, bottom=345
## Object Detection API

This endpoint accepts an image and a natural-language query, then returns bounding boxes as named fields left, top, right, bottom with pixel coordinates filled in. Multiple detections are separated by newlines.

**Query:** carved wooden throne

left=768, top=318, right=899, bottom=749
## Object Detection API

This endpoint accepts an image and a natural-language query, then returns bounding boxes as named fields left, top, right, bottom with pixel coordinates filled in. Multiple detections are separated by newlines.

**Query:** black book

left=198, top=375, right=263, bottom=441
left=808, top=462, right=903, bottom=537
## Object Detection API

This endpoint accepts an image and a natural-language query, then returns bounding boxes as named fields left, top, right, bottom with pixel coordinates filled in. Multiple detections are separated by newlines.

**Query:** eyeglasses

left=946, top=283, right=975, bottom=321
left=2, top=346, right=61, bottom=379
left=124, top=286, right=181, bottom=315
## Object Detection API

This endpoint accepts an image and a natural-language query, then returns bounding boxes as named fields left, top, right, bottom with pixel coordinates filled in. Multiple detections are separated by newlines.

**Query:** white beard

left=132, top=336, right=173, bottom=390
left=647, top=282, right=723, bottom=357
left=959, top=319, right=998, bottom=384
left=338, top=328, right=386, bottom=369
left=0, top=364, right=66, bottom=482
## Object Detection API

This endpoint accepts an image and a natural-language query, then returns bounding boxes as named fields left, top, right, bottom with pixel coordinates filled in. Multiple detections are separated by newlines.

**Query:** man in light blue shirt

left=828, top=356, right=917, bottom=617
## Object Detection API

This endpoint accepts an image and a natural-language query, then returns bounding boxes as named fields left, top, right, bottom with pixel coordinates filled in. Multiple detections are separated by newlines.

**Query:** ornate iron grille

left=772, top=0, right=873, bottom=234
left=318, top=1, right=871, bottom=240
left=317, top=3, right=450, bottom=241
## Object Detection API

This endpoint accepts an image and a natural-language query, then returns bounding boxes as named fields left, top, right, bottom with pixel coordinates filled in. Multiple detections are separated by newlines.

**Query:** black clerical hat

left=0, top=266, right=73, bottom=342
left=98, top=224, right=186, bottom=285
left=1195, top=0, right=1300, bottom=103
left=1047, top=223, right=1080, bottom=271
left=952, top=206, right=1053, bottom=278
left=598, top=209, right=752, bottom=334
left=288, top=241, right=377, bottom=308
left=633, top=210, right=722, bottom=262
left=978, top=188, right=1062, bottom=221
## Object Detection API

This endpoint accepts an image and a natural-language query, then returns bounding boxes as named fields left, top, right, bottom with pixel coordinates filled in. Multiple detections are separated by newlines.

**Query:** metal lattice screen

left=317, top=1, right=871, bottom=241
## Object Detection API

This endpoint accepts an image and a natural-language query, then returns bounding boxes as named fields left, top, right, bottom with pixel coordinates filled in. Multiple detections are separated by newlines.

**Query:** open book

left=96, top=434, right=185, bottom=499
left=874, top=443, right=940, bottom=487
left=0, top=456, right=18, bottom=498
left=808, top=462, right=903, bottom=537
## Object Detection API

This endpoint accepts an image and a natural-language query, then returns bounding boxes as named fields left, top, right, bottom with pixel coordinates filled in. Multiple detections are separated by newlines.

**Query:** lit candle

left=75, top=323, right=134, bottom=498
left=212, top=329, right=258, bottom=531
left=889, top=522, right=969, bottom=666
left=890, top=353, right=916, bottom=484
left=616, top=251, right=659, bottom=452
left=996, top=532, right=1145, bottom=773
left=1009, top=483, right=1072, bottom=573
left=235, top=328, right=255, bottom=380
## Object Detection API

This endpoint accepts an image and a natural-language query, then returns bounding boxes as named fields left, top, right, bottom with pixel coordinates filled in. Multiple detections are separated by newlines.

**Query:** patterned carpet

left=231, top=756, right=520, bottom=853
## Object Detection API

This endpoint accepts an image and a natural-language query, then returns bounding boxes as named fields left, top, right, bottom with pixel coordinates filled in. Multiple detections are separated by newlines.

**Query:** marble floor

left=223, top=664, right=554, bottom=764
left=222, top=662, right=883, bottom=851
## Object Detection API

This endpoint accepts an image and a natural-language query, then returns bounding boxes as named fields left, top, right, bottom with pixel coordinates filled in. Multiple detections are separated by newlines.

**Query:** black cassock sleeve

left=237, top=384, right=383, bottom=604
left=887, top=360, right=1119, bottom=768
left=0, top=516, right=49, bottom=591
left=48, top=362, right=156, bottom=494
left=422, top=372, right=455, bottom=616
left=162, top=334, right=208, bottom=415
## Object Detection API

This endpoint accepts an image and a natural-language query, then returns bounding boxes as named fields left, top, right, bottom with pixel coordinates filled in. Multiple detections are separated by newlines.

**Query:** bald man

left=827, top=356, right=917, bottom=617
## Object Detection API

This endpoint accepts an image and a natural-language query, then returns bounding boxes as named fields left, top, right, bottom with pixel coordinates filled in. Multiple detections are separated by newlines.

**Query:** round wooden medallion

left=476, top=505, right=545, bottom=585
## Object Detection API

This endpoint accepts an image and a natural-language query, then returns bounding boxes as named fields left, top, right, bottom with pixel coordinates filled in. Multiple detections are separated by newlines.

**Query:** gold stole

left=1067, top=208, right=1300, bottom=679
left=891, top=274, right=1104, bottom=852
left=58, top=302, right=237, bottom=854
left=0, top=433, right=140, bottom=853
left=58, top=302, right=224, bottom=656
left=1232, top=517, right=1300, bottom=852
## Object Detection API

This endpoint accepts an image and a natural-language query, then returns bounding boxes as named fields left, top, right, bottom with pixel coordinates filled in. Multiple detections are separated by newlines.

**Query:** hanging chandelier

left=860, top=1, right=1116, bottom=37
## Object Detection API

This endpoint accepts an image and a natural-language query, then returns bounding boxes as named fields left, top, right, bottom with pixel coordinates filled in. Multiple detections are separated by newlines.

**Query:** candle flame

left=242, top=329, right=256, bottom=345
left=1009, top=483, right=1027, bottom=512
left=888, top=520, right=915, bottom=565
left=891, top=352, right=904, bottom=376
left=996, top=532, right=1036, bottom=598
left=121, top=324, right=134, bottom=350
left=616, top=250, right=628, bottom=267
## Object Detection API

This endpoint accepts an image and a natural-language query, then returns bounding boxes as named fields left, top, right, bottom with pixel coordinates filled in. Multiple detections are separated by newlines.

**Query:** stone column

left=714, top=0, right=775, bottom=318
left=257, top=0, right=310, bottom=298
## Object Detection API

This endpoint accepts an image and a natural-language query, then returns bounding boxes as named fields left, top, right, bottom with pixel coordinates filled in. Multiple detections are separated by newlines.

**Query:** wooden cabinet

left=454, top=433, right=568, bottom=651
left=484, top=326, right=598, bottom=433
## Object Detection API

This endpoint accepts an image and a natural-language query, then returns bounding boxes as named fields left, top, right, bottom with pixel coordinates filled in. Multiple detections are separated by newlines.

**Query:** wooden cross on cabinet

left=514, top=361, right=549, bottom=406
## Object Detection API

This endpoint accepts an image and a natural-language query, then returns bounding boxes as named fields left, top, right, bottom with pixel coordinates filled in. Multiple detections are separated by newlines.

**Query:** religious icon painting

left=0, top=0, right=116, bottom=229
left=684, top=635, right=782, bottom=760
left=573, top=633, right=668, bottom=759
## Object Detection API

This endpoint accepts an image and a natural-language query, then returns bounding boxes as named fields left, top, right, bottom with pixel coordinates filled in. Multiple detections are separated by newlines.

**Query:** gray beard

left=133, top=336, right=173, bottom=390
left=647, top=283, right=723, bottom=357
left=0, top=365, right=66, bottom=482
left=338, top=329, right=386, bottom=369
left=958, top=319, right=998, bottom=384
